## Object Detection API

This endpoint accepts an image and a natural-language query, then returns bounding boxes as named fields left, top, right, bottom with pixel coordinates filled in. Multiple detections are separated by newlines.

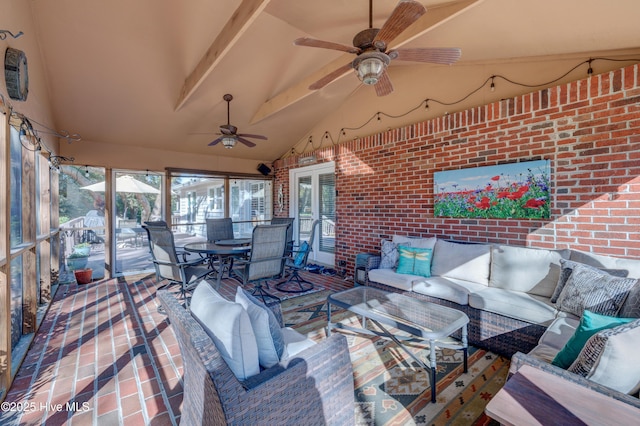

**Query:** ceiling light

left=222, top=136, right=236, bottom=149
left=353, top=51, right=390, bottom=85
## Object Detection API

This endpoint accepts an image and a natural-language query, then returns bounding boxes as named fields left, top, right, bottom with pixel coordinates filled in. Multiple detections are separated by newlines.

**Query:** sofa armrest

left=355, top=253, right=381, bottom=286
left=510, top=352, right=640, bottom=408
left=239, top=334, right=355, bottom=424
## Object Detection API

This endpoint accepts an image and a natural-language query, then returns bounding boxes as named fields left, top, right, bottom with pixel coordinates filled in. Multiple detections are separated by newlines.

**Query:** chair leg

left=275, top=269, right=314, bottom=293
left=251, top=280, right=280, bottom=304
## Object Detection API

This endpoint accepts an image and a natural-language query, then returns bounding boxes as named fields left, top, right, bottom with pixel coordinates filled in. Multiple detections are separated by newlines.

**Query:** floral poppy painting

left=434, top=160, right=551, bottom=219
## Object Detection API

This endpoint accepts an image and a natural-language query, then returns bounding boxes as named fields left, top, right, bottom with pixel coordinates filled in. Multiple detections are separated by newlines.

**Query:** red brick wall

left=274, top=64, right=640, bottom=274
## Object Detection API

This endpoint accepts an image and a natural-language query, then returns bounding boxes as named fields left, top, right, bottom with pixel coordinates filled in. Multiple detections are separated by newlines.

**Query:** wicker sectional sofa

left=358, top=237, right=640, bottom=357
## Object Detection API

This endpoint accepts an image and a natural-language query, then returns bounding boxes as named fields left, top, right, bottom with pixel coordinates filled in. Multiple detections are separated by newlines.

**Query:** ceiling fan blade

left=309, top=62, right=354, bottom=90
left=375, top=71, right=394, bottom=97
left=237, top=133, right=268, bottom=140
left=390, top=47, right=461, bottom=65
left=237, top=137, right=256, bottom=147
left=294, top=37, right=360, bottom=54
left=374, top=0, right=426, bottom=47
left=208, top=137, right=223, bottom=146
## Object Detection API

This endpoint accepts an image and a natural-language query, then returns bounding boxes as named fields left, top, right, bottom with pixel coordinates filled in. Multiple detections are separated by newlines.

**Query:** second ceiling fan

left=208, top=94, right=267, bottom=149
left=294, top=0, right=462, bottom=96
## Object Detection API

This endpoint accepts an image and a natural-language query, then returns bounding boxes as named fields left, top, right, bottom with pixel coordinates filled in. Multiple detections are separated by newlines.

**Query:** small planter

left=74, top=269, right=93, bottom=284
left=67, top=255, right=89, bottom=271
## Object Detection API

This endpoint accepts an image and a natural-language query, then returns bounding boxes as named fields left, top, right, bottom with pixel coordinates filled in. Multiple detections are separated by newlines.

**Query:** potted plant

left=67, top=251, right=89, bottom=271
left=74, top=268, right=93, bottom=284
left=72, top=242, right=91, bottom=257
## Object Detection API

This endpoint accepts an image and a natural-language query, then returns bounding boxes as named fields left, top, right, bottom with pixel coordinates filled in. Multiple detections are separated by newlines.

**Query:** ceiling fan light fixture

left=222, top=136, right=236, bottom=148
left=353, top=51, right=389, bottom=85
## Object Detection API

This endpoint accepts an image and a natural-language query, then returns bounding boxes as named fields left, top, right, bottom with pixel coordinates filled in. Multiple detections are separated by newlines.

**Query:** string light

left=281, top=56, right=640, bottom=159
left=85, top=166, right=90, bottom=178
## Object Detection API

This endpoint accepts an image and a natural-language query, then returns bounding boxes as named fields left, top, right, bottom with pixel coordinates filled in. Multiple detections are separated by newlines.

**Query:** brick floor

left=0, top=270, right=352, bottom=425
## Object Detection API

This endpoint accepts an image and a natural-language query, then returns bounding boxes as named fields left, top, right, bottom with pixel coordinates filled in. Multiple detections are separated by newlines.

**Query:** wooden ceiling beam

left=174, top=0, right=272, bottom=111
left=251, top=0, right=483, bottom=124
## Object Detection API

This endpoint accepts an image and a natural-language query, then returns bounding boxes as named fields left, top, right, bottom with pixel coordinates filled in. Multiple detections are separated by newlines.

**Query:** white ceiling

left=27, top=0, right=640, bottom=163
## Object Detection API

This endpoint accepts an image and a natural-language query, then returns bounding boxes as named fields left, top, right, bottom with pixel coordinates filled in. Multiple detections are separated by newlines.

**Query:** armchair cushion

left=235, top=287, right=284, bottom=368
left=569, top=318, right=640, bottom=394
left=551, top=310, right=635, bottom=369
left=190, top=281, right=259, bottom=380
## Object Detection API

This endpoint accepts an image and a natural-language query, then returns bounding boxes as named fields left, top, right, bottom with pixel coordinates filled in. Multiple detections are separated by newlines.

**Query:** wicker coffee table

left=327, top=286, right=469, bottom=403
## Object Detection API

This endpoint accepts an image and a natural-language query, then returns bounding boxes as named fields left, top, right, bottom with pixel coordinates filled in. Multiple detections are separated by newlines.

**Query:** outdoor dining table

left=214, top=238, right=251, bottom=246
left=183, top=241, right=250, bottom=288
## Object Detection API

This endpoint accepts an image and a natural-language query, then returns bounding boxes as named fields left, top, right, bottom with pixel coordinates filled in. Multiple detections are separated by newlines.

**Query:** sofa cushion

left=489, top=245, right=570, bottom=297
left=556, top=264, right=638, bottom=317
left=396, top=246, right=432, bottom=277
left=551, top=310, right=635, bottom=369
left=235, top=287, right=285, bottom=369
left=570, top=249, right=640, bottom=279
left=469, top=287, right=556, bottom=324
left=569, top=318, right=640, bottom=394
left=431, top=240, right=491, bottom=286
left=551, top=259, right=629, bottom=303
left=190, top=281, right=260, bottom=380
left=537, top=315, right=581, bottom=351
left=368, top=267, right=416, bottom=291
left=412, top=276, right=486, bottom=305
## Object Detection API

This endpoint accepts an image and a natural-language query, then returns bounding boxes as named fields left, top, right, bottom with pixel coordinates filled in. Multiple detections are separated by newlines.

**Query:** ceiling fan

left=208, top=94, right=267, bottom=149
left=294, top=0, right=461, bottom=96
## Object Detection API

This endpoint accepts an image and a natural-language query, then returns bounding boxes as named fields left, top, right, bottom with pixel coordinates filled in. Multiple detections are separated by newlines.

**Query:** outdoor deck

left=0, top=270, right=351, bottom=425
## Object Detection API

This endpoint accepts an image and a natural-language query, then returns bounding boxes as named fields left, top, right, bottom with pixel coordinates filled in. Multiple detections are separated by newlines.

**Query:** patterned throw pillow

left=380, top=239, right=398, bottom=269
left=396, top=246, right=433, bottom=278
left=568, top=318, right=640, bottom=394
left=556, top=264, right=637, bottom=317
left=618, top=282, right=640, bottom=318
left=551, top=259, right=629, bottom=303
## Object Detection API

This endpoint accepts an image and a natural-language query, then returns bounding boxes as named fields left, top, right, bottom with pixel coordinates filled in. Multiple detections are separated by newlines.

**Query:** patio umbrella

left=81, top=175, right=160, bottom=222
left=80, top=175, right=160, bottom=194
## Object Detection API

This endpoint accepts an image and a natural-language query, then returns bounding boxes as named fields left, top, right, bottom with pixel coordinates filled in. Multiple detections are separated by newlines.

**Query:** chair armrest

left=237, top=334, right=355, bottom=424
left=355, top=253, right=380, bottom=286
left=510, top=352, right=640, bottom=408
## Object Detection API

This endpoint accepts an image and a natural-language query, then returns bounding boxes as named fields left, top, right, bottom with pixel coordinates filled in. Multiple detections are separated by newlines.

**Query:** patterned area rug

left=281, top=290, right=507, bottom=426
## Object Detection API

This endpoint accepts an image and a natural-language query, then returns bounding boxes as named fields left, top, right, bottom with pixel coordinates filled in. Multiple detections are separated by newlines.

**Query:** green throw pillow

left=396, top=246, right=432, bottom=278
left=551, top=310, right=635, bottom=369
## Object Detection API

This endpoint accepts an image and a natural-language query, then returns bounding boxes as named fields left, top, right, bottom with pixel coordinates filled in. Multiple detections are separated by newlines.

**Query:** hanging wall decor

left=434, top=159, right=551, bottom=219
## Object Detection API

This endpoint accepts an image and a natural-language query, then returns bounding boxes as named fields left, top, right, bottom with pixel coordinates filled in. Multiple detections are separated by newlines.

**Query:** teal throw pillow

left=396, top=246, right=432, bottom=278
left=551, top=310, right=635, bottom=369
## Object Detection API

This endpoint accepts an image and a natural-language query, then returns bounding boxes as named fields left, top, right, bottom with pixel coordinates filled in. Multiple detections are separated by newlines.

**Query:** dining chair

left=142, top=224, right=210, bottom=308
left=271, top=217, right=294, bottom=254
left=276, top=219, right=319, bottom=293
left=232, top=224, right=289, bottom=303
left=206, top=218, right=234, bottom=242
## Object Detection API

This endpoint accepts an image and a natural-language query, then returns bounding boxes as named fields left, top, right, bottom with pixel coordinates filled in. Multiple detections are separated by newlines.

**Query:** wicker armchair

left=157, top=289, right=355, bottom=425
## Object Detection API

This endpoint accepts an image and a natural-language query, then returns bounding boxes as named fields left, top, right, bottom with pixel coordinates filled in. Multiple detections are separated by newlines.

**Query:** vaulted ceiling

left=28, top=0, right=640, bottom=163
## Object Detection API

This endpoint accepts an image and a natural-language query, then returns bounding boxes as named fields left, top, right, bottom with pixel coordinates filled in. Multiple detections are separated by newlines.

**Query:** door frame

left=289, top=161, right=335, bottom=266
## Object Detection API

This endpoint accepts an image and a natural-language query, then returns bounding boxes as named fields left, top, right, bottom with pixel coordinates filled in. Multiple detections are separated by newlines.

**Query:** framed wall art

left=434, top=159, right=551, bottom=219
